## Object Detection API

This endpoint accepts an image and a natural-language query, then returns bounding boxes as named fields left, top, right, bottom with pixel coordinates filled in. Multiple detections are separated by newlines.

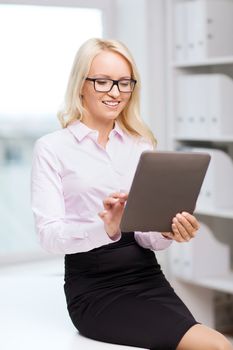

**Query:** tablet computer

left=120, top=151, right=211, bottom=233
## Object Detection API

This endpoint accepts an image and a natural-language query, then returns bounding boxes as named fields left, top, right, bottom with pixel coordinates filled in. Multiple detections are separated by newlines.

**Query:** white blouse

left=31, top=120, right=172, bottom=254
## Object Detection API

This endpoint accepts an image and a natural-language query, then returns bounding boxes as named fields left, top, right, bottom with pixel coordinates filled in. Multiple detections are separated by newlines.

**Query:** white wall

left=113, top=0, right=169, bottom=272
left=114, top=0, right=167, bottom=149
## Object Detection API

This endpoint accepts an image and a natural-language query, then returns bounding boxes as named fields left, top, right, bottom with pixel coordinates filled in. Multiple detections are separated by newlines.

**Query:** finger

left=172, top=218, right=190, bottom=241
left=103, top=198, right=127, bottom=212
left=118, top=195, right=128, bottom=204
left=98, top=210, right=107, bottom=219
left=102, top=197, right=118, bottom=210
left=171, top=223, right=186, bottom=242
left=104, top=194, right=127, bottom=207
left=103, top=197, right=119, bottom=206
left=110, top=192, right=127, bottom=198
left=181, top=212, right=200, bottom=230
left=175, top=213, right=197, bottom=238
left=109, top=192, right=128, bottom=201
left=110, top=192, right=121, bottom=198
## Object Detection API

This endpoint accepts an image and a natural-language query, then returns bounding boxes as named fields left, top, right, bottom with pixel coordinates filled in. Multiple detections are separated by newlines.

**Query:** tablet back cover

left=120, top=151, right=211, bottom=232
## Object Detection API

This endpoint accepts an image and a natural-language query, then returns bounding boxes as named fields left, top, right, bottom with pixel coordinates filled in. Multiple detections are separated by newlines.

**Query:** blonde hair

left=57, top=38, right=156, bottom=147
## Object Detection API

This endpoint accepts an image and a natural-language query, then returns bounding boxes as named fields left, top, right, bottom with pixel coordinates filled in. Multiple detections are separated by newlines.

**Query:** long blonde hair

left=57, top=38, right=156, bottom=147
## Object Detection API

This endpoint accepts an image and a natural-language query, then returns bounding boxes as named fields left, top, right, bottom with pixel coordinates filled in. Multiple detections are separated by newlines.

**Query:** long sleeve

left=134, top=231, right=172, bottom=251
left=31, top=139, right=118, bottom=254
left=31, top=121, right=173, bottom=255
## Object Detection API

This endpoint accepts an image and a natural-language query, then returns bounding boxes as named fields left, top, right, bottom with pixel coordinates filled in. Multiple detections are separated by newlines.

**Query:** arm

left=31, top=139, right=119, bottom=254
left=134, top=231, right=173, bottom=251
left=98, top=192, right=199, bottom=251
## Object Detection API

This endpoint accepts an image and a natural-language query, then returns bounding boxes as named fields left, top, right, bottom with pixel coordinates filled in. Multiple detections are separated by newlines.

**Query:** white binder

left=207, top=74, right=233, bottom=137
left=174, top=0, right=233, bottom=63
left=192, top=147, right=233, bottom=209
left=175, top=74, right=233, bottom=138
left=176, top=75, right=209, bottom=138
left=175, top=75, right=188, bottom=137
left=196, top=75, right=209, bottom=137
left=186, top=0, right=197, bottom=62
left=174, top=2, right=187, bottom=62
left=188, top=75, right=209, bottom=137
left=186, top=75, right=197, bottom=137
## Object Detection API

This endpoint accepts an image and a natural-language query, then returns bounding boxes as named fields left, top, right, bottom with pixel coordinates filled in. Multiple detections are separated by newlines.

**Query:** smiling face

left=81, top=50, right=132, bottom=126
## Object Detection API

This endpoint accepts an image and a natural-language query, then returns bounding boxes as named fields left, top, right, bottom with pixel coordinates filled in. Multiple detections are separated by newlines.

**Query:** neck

left=81, top=116, right=115, bottom=146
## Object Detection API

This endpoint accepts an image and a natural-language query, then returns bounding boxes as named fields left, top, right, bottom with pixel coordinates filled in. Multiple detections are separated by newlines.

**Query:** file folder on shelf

left=207, top=74, right=233, bottom=137
left=192, top=147, right=233, bottom=210
left=174, top=0, right=233, bottom=62
left=175, top=75, right=209, bottom=138
left=175, top=74, right=233, bottom=138
left=174, top=1, right=187, bottom=62
left=175, top=75, right=189, bottom=137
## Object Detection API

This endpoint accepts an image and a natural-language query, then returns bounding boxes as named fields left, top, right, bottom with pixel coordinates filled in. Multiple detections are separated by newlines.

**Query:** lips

left=102, top=101, right=120, bottom=107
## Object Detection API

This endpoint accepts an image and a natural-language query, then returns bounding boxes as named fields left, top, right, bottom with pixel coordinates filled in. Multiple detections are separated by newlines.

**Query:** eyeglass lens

left=95, top=79, right=135, bottom=92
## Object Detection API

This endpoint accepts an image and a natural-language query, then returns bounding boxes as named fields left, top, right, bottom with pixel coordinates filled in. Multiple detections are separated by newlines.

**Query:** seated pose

left=31, top=38, right=232, bottom=350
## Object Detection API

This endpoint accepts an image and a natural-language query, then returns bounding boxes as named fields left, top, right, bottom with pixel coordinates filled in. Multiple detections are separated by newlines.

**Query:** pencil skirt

left=64, top=232, right=198, bottom=350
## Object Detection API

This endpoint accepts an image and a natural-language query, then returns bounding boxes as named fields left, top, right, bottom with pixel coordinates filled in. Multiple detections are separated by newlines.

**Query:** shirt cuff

left=68, top=218, right=122, bottom=247
left=135, top=231, right=172, bottom=251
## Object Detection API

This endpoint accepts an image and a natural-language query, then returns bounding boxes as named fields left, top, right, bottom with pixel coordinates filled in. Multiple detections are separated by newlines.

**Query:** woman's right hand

left=98, top=192, right=128, bottom=239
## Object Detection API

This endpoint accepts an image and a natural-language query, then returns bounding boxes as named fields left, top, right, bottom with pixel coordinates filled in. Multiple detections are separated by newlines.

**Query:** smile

left=102, top=101, right=120, bottom=107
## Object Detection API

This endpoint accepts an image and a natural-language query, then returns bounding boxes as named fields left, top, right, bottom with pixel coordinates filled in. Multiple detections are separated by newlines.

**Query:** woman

left=31, top=38, right=232, bottom=350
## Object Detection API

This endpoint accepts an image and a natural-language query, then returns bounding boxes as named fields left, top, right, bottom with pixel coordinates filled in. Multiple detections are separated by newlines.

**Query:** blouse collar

left=67, top=119, right=125, bottom=142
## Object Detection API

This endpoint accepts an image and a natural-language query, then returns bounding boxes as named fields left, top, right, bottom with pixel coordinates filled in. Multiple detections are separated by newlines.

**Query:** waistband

left=92, top=231, right=135, bottom=251
left=64, top=232, right=157, bottom=278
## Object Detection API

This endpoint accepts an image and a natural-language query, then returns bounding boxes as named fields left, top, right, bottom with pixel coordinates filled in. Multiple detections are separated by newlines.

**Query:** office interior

left=0, top=0, right=233, bottom=349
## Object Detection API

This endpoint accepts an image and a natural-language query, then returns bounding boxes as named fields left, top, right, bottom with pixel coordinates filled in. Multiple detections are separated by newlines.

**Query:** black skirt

left=64, top=232, right=198, bottom=350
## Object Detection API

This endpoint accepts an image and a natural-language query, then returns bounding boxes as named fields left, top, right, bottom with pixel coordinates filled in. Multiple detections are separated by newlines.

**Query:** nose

left=108, top=84, right=120, bottom=98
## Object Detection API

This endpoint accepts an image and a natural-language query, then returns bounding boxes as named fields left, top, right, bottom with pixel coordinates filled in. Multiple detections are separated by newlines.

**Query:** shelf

left=174, top=135, right=233, bottom=143
left=172, top=56, right=233, bottom=68
left=195, top=206, right=233, bottom=220
left=179, top=273, right=233, bottom=294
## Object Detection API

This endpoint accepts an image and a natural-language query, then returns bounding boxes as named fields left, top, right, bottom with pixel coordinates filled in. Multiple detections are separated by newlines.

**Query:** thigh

left=69, top=287, right=197, bottom=350
left=176, top=324, right=233, bottom=350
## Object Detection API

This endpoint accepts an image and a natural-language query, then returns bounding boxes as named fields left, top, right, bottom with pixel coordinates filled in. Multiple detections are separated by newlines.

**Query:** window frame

left=0, top=0, right=115, bottom=38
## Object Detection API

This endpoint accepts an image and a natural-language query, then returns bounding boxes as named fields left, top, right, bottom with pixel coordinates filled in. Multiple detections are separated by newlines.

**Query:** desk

left=0, top=258, right=146, bottom=350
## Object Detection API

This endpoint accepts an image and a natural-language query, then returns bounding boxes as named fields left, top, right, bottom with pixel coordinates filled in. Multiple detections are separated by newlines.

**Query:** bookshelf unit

left=165, top=0, right=233, bottom=338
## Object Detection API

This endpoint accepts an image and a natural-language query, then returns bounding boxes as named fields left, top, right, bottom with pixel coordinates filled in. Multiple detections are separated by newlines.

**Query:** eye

left=96, top=79, right=109, bottom=85
left=119, top=80, right=131, bottom=87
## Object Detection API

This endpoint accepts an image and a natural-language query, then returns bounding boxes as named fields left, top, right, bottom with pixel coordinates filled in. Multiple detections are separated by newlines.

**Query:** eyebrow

left=90, top=74, right=132, bottom=79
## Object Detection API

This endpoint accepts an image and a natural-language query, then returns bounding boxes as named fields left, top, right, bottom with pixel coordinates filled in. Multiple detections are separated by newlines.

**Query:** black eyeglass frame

left=85, top=77, right=137, bottom=93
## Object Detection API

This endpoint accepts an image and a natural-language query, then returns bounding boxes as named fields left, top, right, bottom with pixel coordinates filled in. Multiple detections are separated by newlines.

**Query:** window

left=0, top=4, right=103, bottom=258
left=0, top=4, right=102, bottom=127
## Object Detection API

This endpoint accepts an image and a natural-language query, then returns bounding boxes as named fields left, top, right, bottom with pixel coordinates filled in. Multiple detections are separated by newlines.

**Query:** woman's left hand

left=161, top=212, right=199, bottom=242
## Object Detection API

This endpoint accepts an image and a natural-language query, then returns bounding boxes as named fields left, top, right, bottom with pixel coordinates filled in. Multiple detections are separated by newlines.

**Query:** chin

left=104, top=113, right=120, bottom=120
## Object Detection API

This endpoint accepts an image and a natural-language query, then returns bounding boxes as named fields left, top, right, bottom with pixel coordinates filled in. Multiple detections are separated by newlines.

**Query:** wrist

left=161, top=232, right=173, bottom=240
left=105, top=226, right=121, bottom=240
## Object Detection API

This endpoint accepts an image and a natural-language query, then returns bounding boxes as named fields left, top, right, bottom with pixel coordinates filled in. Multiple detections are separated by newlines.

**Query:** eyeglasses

left=85, top=77, right=137, bottom=93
